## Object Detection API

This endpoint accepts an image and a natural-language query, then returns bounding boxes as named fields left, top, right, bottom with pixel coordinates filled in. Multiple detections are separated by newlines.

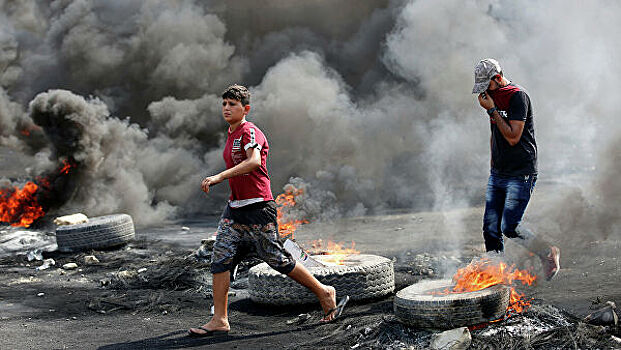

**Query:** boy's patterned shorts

left=210, top=218, right=296, bottom=275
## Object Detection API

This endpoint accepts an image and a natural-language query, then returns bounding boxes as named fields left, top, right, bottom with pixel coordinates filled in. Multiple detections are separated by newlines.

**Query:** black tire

left=55, top=214, right=135, bottom=252
left=393, top=279, right=510, bottom=329
left=248, top=254, right=394, bottom=305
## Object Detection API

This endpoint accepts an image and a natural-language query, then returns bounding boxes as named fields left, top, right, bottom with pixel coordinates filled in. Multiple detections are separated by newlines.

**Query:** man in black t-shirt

left=473, top=58, right=560, bottom=280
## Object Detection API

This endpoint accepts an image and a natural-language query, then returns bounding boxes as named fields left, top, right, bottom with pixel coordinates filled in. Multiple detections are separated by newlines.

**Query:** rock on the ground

left=62, top=263, right=78, bottom=270
left=54, top=213, right=89, bottom=226
left=84, top=255, right=100, bottom=265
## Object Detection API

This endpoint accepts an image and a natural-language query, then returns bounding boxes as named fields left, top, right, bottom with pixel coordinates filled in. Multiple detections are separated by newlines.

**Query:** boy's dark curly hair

left=222, top=84, right=250, bottom=106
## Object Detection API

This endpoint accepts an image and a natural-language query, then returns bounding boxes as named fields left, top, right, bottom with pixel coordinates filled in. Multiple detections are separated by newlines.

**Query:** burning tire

left=393, top=279, right=510, bottom=329
left=248, top=254, right=394, bottom=305
left=55, top=214, right=135, bottom=252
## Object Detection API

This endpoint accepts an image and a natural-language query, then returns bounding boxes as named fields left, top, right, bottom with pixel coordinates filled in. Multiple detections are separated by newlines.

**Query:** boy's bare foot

left=318, top=286, right=337, bottom=322
left=188, top=318, right=230, bottom=336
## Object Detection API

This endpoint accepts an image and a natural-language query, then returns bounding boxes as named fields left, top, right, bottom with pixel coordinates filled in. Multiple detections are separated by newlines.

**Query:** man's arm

left=489, top=112, right=524, bottom=146
left=201, top=148, right=261, bottom=194
left=478, top=93, right=525, bottom=146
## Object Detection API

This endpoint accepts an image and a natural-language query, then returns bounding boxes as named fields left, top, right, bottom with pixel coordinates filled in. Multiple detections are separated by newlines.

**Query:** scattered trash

left=283, top=239, right=324, bottom=268
left=62, top=263, right=78, bottom=270
left=210, top=305, right=214, bottom=315
left=286, top=313, right=311, bottom=325
left=27, top=249, right=43, bottom=262
left=37, top=292, right=45, bottom=297
left=195, top=236, right=216, bottom=262
left=84, top=255, right=100, bottom=265
left=36, top=258, right=56, bottom=271
left=181, top=227, right=190, bottom=231
left=110, top=258, right=211, bottom=291
left=430, top=327, right=471, bottom=350
left=162, top=310, right=168, bottom=315
left=54, top=213, right=89, bottom=226
left=584, top=301, right=618, bottom=326
left=1, top=230, right=57, bottom=258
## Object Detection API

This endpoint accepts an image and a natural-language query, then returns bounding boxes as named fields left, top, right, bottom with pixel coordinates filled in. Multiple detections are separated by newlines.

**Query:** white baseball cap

left=472, top=58, right=502, bottom=93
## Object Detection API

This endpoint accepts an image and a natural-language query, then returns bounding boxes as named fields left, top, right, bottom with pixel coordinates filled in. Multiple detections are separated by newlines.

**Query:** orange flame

left=275, top=187, right=308, bottom=240
left=59, top=159, right=73, bottom=175
left=0, top=182, right=45, bottom=227
left=451, top=258, right=536, bottom=314
left=0, top=159, right=76, bottom=228
left=308, top=239, right=360, bottom=265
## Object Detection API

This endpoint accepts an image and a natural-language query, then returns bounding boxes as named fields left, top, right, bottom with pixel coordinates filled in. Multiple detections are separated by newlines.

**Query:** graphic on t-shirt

left=232, top=137, right=242, bottom=151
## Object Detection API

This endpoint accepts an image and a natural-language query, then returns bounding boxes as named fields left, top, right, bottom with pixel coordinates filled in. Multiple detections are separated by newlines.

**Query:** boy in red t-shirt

left=189, top=85, right=348, bottom=337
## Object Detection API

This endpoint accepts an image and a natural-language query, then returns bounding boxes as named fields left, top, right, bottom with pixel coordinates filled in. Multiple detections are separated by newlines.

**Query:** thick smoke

left=0, top=0, right=619, bottom=242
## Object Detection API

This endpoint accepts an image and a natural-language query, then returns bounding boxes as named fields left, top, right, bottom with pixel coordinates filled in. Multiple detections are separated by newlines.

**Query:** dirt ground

left=1, top=179, right=620, bottom=349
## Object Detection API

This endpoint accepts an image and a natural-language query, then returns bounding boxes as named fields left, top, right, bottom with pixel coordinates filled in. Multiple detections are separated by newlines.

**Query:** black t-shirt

left=488, top=83, right=538, bottom=176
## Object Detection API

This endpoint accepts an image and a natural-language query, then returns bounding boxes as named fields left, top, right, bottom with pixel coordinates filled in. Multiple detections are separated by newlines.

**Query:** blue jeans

left=483, top=170, right=537, bottom=253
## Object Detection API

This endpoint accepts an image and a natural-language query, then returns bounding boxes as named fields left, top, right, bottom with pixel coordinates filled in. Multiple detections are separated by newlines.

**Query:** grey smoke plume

left=0, top=0, right=618, bottom=242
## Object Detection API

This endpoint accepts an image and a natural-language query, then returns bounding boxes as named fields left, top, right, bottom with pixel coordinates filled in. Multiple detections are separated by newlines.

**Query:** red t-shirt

left=223, top=121, right=273, bottom=207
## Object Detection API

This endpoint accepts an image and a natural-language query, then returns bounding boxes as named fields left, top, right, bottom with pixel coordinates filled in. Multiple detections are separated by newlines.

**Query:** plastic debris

left=284, top=239, right=324, bottom=268
left=26, top=249, right=43, bottom=261
left=286, top=313, right=311, bottom=325
left=195, top=236, right=216, bottom=262
left=430, top=327, right=472, bottom=350
left=36, top=258, right=56, bottom=271
left=584, top=301, right=618, bottom=326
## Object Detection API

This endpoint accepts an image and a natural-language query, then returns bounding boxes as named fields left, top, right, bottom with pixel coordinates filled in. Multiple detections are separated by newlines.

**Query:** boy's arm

left=201, top=148, right=261, bottom=194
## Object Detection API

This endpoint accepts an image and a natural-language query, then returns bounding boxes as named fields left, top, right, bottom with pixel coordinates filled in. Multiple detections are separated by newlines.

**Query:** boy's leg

left=189, top=218, right=241, bottom=334
left=286, top=263, right=338, bottom=321
left=246, top=221, right=339, bottom=320
left=189, top=270, right=231, bottom=333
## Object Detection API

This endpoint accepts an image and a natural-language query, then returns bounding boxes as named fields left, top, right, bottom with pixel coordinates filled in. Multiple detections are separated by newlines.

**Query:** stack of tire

left=248, top=254, right=394, bottom=305
left=55, top=214, right=135, bottom=252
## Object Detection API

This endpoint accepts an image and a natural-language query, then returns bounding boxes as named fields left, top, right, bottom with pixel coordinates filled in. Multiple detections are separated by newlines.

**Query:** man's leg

left=483, top=174, right=506, bottom=252
left=501, top=174, right=560, bottom=280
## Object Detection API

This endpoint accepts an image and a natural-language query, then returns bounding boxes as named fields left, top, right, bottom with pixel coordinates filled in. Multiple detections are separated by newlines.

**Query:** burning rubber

left=248, top=254, right=394, bottom=305
left=55, top=214, right=135, bottom=252
left=393, top=279, right=510, bottom=329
